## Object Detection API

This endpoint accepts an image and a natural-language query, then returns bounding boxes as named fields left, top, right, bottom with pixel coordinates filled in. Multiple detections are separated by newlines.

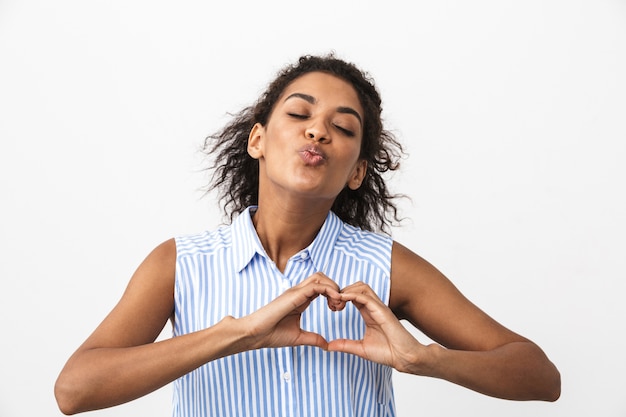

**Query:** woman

left=55, top=54, right=560, bottom=416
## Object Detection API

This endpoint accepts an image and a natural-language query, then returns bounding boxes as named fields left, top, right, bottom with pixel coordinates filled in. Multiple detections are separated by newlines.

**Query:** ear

left=348, top=159, right=367, bottom=190
left=247, top=123, right=265, bottom=159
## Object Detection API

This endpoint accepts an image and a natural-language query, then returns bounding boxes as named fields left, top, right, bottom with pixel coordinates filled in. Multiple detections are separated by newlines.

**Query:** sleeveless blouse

left=172, top=207, right=395, bottom=417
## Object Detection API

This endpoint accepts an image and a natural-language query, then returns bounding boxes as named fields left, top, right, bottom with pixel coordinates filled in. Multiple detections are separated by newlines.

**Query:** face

left=248, top=71, right=367, bottom=203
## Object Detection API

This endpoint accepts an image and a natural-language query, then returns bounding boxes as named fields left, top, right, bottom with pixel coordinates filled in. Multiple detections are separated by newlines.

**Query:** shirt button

left=299, top=252, right=308, bottom=260
left=282, top=372, right=291, bottom=381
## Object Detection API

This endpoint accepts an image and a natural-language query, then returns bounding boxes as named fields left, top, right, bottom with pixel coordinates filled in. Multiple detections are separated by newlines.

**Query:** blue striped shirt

left=173, top=207, right=395, bottom=417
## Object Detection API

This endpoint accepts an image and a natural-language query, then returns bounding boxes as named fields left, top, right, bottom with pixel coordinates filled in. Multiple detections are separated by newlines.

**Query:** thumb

left=326, top=338, right=364, bottom=357
left=297, top=331, right=330, bottom=349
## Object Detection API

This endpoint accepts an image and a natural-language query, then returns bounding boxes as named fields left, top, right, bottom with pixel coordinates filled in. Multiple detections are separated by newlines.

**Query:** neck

left=252, top=197, right=331, bottom=273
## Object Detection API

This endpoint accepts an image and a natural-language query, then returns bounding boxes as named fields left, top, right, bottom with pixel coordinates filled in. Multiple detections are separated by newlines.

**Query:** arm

left=328, top=241, right=560, bottom=401
left=54, top=239, right=342, bottom=415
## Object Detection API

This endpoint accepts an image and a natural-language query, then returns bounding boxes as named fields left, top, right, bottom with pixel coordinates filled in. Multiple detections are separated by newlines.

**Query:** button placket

left=277, top=348, right=296, bottom=417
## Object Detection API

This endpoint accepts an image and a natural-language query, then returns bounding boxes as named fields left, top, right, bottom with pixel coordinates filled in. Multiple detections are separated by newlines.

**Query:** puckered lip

left=298, top=144, right=327, bottom=165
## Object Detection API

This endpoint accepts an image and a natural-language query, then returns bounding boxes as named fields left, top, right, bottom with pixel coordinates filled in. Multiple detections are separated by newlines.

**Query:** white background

left=1, top=1, right=625, bottom=416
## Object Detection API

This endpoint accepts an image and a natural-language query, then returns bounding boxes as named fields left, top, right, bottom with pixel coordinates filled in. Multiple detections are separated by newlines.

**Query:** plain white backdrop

left=1, top=1, right=625, bottom=416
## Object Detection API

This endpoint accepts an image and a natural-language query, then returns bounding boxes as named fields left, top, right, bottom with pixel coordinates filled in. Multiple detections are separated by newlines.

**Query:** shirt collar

left=231, top=206, right=344, bottom=273
left=231, top=206, right=265, bottom=273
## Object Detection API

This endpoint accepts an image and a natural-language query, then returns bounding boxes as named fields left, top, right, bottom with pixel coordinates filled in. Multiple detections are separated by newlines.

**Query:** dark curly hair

left=203, top=53, right=405, bottom=233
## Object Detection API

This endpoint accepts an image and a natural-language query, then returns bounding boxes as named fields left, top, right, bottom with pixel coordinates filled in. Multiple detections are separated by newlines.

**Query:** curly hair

left=203, top=53, right=405, bottom=233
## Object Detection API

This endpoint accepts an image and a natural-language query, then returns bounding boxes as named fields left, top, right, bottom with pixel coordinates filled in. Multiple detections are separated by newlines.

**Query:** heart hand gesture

left=241, top=275, right=425, bottom=374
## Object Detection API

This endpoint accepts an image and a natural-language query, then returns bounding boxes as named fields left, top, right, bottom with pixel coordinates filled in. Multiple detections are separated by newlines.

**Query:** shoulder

left=174, top=226, right=232, bottom=258
left=335, top=222, right=392, bottom=272
left=337, top=222, right=392, bottom=250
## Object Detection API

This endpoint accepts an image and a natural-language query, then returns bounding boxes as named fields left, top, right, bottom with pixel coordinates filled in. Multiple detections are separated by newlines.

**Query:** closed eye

left=288, top=112, right=355, bottom=137
left=334, top=124, right=355, bottom=137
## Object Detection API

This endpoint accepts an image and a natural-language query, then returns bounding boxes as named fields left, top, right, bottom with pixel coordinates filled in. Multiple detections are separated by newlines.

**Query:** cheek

left=345, top=140, right=364, bottom=164
left=267, top=122, right=297, bottom=145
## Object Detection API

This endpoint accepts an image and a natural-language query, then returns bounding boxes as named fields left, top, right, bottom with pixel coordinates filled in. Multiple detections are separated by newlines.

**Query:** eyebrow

left=284, top=93, right=363, bottom=127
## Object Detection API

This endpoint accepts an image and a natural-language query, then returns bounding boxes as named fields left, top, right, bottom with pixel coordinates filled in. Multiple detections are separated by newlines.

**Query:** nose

left=305, top=123, right=330, bottom=143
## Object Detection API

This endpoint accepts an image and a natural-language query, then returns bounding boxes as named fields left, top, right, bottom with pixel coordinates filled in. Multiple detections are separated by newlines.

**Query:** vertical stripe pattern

left=172, top=207, right=395, bottom=417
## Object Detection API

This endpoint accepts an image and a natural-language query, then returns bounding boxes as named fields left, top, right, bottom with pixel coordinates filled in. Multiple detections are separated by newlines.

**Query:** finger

left=297, top=273, right=344, bottom=305
left=340, top=281, right=376, bottom=296
left=326, top=296, right=347, bottom=312
left=291, top=273, right=342, bottom=298
left=296, top=331, right=329, bottom=350
left=340, top=282, right=387, bottom=307
left=300, top=272, right=340, bottom=292
left=338, top=289, right=395, bottom=326
left=339, top=289, right=381, bottom=308
left=326, top=338, right=366, bottom=358
left=279, top=272, right=345, bottom=313
left=339, top=280, right=364, bottom=291
left=254, top=285, right=323, bottom=322
left=300, top=281, right=342, bottom=302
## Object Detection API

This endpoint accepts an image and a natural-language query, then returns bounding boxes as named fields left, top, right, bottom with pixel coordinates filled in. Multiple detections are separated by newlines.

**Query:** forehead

left=280, top=72, right=363, bottom=113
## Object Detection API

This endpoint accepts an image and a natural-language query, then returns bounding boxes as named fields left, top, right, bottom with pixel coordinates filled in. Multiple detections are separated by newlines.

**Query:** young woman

left=55, top=54, right=560, bottom=416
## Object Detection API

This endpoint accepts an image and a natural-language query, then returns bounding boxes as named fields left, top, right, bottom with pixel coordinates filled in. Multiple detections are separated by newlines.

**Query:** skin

left=54, top=72, right=560, bottom=415
left=247, top=72, right=367, bottom=270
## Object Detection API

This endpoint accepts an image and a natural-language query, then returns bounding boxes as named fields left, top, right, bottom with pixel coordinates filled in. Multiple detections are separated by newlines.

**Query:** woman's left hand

left=326, top=281, right=432, bottom=374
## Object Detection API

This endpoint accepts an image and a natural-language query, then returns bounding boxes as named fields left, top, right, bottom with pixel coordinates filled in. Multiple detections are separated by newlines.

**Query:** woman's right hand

left=239, top=272, right=345, bottom=350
